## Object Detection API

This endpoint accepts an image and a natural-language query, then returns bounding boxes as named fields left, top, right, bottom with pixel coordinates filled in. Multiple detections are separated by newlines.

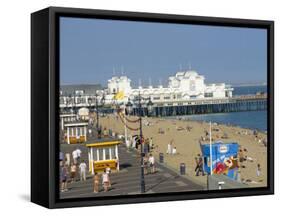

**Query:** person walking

left=72, top=149, right=78, bottom=165
left=114, top=156, right=120, bottom=171
left=166, top=140, right=172, bottom=154
left=59, top=152, right=64, bottom=166
left=148, top=154, right=155, bottom=174
left=76, top=148, right=82, bottom=164
left=132, top=136, right=136, bottom=148
left=103, top=127, right=108, bottom=137
left=195, top=156, right=204, bottom=176
left=198, top=157, right=205, bottom=176
left=106, top=166, right=112, bottom=188
left=102, top=169, right=109, bottom=192
left=143, top=155, right=148, bottom=175
left=256, top=164, right=261, bottom=177
left=194, top=157, right=200, bottom=176
left=93, top=172, right=99, bottom=193
left=60, top=163, right=68, bottom=192
left=149, top=137, right=153, bottom=150
left=236, top=169, right=241, bottom=182
left=79, top=160, right=87, bottom=181
left=88, top=128, right=92, bottom=137
left=145, top=138, right=150, bottom=153
left=70, top=162, right=77, bottom=183
left=59, top=152, right=64, bottom=162
left=65, top=153, right=71, bottom=166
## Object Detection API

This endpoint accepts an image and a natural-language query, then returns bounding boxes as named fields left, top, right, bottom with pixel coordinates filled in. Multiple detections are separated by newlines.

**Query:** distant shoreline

left=231, top=83, right=267, bottom=87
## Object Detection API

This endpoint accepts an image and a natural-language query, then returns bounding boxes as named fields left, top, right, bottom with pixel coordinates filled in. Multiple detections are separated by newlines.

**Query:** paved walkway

left=60, top=143, right=204, bottom=199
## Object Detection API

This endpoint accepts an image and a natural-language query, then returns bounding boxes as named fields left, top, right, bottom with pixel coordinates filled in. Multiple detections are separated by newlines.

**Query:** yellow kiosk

left=86, top=139, right=121, bottom=174
left=64, top=122, right=88, bottom=144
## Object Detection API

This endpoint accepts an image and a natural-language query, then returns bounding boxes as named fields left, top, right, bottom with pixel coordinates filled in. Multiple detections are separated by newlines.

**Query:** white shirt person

left=79, top=161, right=87, bottom=181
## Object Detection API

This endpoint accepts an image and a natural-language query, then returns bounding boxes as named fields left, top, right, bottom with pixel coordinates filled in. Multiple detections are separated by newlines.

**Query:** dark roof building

left=60, top=84, right=104, bottom=96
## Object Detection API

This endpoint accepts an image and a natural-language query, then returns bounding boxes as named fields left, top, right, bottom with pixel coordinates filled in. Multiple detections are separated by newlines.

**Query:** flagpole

left=209, top=121, right=213, bottom=175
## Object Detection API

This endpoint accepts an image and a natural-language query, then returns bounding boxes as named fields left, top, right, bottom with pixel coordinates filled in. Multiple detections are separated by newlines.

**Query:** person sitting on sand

left=158, top=128, right=164, bottom=134
left=245, top=155, right=254, bottom=162
left=177, top=126, right=184, bottom=131
left=144, top=120, right=150, bottom=126
left=204, top=130, right=208, bottom=136
left=262, top=139, right=267, bottom=147
left=238, top=149, right=245, bottom=163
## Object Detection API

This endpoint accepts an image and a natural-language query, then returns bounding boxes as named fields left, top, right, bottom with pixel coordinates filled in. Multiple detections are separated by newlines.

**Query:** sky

left=60, top=17, right=267, bottom=87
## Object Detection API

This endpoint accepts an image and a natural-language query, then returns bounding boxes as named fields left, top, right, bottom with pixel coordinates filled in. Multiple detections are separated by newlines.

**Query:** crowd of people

left=143, top=154, right=156, bottom=175
left=238, top=146, right=262, bottom=178
left=123, top=134, right=157, bottom=175
left=59, top=148, right=87, bottom=192
left=60, top=146, right=115, bottom=194
left=93, top=167, right=112, bottom=193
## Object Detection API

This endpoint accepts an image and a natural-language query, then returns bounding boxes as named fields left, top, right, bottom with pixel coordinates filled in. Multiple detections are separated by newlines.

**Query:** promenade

left=60, top=142, right=204, bottom=199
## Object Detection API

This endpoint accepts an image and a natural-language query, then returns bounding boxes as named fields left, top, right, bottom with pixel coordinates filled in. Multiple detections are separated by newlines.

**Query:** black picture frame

left=31, top=6, right=274, bottom=209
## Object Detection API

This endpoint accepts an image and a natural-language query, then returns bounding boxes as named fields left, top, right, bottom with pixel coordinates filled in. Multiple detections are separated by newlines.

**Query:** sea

left=172, top=85, right=267, bottom=131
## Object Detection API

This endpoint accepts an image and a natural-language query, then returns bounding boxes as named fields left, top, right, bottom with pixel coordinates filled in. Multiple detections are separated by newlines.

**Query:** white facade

left=108, top=76, right=132, bottom=95
left=104, top=70, right=233, bottom=104
left=59, top=70, right=234, bottom=108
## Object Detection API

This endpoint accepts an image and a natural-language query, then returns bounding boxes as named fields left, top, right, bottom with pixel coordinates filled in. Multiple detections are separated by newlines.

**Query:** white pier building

left=106, top=70, right=233, bottom=104
left=59, top=70, right=234, bottom=108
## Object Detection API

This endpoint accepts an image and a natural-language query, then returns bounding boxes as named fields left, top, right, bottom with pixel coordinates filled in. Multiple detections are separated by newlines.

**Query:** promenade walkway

left=60, top=142, right=204, bottom=199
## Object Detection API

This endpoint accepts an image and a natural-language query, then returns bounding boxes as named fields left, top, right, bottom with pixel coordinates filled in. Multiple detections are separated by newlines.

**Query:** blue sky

left=60, top=17, right=267, bottom=87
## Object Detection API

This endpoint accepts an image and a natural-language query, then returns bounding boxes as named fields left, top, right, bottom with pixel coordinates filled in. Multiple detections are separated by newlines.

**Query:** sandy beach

left=98, top=113, right=267, bottom=188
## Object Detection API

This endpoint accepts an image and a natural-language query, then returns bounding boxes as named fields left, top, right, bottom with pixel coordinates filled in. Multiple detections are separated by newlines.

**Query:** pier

left=60, top=94, right=267, bottom=117
left=132, top=95, right=267, bottom=117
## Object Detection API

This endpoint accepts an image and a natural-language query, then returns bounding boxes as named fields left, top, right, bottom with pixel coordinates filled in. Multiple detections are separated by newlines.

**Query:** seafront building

left=106, top=70, right=233, bottom=103
left=59, top=70, right=234, bottom=108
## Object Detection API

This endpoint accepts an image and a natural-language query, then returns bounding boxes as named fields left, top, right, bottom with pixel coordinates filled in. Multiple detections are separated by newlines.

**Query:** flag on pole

left=114, top=91, right=125, bottom=100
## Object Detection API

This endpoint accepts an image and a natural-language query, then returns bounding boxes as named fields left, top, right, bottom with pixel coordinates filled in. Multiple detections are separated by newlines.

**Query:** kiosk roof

left=85, top=138, right=122, bottom=148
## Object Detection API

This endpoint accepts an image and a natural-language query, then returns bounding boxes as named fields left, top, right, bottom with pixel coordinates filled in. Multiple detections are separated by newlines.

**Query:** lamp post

left=138, top=93, right=145, bottom=193
left=72, top=92, right=76, bottom=114
left=65, top=96, right=70, bottom=113
left=125, top=98, right=133, bottom=115
left=93, top=93, right=101, bottom=139
left=147, top=97, right=154, bottom=116
left=88, top=97, right=92, bottom=112
left=125, top=94, right=153, bottom=194
left=88, top=97, right=93, bottom=129
left=94, top=93, right=105, bottom=138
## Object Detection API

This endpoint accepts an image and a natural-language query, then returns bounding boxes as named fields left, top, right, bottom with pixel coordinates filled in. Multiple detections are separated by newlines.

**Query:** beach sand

left=98, top=113, right=267, bottom=188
